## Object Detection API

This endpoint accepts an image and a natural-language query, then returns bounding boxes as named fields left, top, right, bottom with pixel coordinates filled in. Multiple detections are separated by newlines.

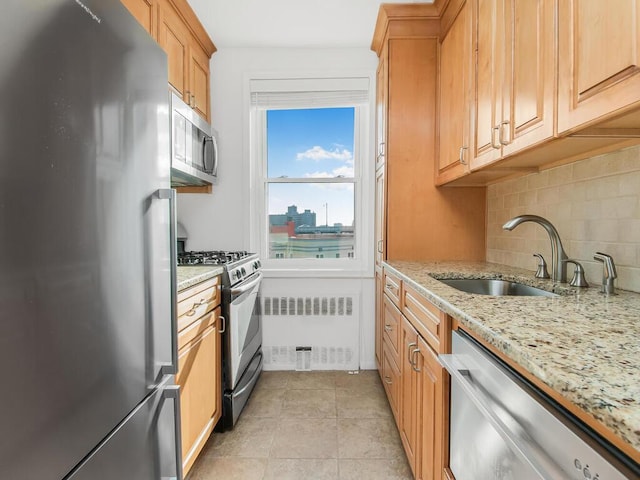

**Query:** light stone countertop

left=176, top=265, right=224, bottom=292
left=384, top=260, right=640, bottom=460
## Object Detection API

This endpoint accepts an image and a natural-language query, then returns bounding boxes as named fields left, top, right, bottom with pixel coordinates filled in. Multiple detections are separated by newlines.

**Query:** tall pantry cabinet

left=371, top=4, right=486, bottom=479
left=371, top=4, right=486, bottom=267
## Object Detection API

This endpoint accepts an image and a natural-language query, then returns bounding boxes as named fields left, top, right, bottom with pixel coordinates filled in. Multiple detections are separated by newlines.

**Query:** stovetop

left=177, top=250, right=251, bottom=266
left=178, top=251, right=261, bottom=287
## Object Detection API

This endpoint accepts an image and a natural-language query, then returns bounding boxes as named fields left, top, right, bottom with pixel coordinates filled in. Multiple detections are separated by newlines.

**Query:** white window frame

left=247, top=73, right=374, bottom=278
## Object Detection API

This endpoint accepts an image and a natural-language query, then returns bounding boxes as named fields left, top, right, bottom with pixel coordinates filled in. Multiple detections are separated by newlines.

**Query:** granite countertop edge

left=384, top=260, right=640, bottom=457
left=176, top=265, right=224, bottom=292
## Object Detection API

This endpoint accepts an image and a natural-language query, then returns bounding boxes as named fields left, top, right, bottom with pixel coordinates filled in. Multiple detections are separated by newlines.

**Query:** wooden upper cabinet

left=472, top=0, right=555, bottom=169
left=189, top=42, right=211, bottom=121
left=558, top=0, right=640, bottom=134
left=157, top=0, right=190, bottom=98
left=121, top=0, right=155, bottom=36
left=473, top=0, right=503, bottom=168
left=437, top=0, right=473, bottom=185
left=501, top=0, right=555, bottom=155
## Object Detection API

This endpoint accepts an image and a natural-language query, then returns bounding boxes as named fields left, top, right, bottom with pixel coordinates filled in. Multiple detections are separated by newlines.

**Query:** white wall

left=177, top=47, right=378, bottom=368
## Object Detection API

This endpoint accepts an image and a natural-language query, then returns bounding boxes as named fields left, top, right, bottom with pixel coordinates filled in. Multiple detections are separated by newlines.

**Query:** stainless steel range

left=178, top=250, right=263, bottom=430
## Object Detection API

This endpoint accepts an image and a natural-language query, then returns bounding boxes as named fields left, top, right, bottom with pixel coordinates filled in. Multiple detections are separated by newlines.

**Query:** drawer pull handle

left=186, top=298, right=206, bottom=316
left=384, top=324, right=392, bottom=332
left=411, top=348, right=421, bottom=372
left=384, top=376, right=392, bottom=385
left=218, top=315, right=226, bottom=334
left=407, top=342, right=417, bottom=363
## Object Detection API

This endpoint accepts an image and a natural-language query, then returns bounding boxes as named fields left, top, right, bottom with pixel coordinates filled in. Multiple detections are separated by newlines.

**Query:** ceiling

left=187, top=0, right=434, bottom=49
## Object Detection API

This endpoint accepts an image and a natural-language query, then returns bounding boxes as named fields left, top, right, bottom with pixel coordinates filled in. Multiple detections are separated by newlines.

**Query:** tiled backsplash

left=487, top=145, right=640, bottom=293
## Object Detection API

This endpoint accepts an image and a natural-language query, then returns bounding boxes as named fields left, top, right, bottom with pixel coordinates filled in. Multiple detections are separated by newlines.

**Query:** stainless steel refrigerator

left=1, top=1, right=181, bottom=479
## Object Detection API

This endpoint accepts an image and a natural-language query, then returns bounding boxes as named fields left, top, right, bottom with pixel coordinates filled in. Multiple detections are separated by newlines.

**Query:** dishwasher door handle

left=440, top=354, right=567, bottom=480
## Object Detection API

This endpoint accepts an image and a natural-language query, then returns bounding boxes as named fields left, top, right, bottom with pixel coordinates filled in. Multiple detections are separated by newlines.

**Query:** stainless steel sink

left=438, top=278, right=557, bottom=297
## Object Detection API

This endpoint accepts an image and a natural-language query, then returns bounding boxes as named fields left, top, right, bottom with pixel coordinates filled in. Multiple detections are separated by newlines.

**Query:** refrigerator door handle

left=162, top=385, right=184, bottom=480
left=157, top=188, right=178, bottom=376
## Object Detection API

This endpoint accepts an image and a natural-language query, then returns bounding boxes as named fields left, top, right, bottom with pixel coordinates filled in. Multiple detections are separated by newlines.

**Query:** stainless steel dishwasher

left=440, top=330, right=638, bottom=480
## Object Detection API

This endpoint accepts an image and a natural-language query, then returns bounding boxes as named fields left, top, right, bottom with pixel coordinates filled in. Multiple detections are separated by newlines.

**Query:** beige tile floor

left=187, top=370, right=414, bottom=480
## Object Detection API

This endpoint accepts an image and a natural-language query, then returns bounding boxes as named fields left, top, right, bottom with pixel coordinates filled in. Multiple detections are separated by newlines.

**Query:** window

left=249, top=76, right=372, bottom=274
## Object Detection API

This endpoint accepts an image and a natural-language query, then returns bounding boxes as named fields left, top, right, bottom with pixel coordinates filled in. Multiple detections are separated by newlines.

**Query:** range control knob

left=241, top=267, right=247, bottom=276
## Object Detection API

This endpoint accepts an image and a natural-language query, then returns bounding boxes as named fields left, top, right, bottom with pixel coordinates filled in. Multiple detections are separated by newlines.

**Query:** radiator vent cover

left=261, top=294, right=359, bottom=371
left=263, top=296, right=353, bottom=316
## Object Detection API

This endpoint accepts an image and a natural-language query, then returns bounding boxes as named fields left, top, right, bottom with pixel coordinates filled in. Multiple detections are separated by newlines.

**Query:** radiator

left=261, top=295, right=359, bottom=371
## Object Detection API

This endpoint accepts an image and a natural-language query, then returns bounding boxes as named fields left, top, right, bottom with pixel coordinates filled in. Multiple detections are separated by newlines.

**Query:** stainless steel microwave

left=170, top=92, right=218, bottom=187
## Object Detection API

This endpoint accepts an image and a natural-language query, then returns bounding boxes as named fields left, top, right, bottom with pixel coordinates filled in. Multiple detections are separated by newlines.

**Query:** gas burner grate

left=177, top=250, right=251, bottom=266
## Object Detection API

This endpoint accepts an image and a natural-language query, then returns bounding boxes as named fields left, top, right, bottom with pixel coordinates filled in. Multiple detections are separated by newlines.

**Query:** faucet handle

left=562, top=259, right=589, bottom=288
left=593, top=252, right=617, bottom=294
left=532, top=254, right=550, bottom=279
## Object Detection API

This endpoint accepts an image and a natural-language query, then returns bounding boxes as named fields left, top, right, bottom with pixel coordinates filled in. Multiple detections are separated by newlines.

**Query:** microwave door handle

left=202, top=136, right=216, bottom=175
left=211, top=134, right=219, bottom=177
left=440, top=354, right=567, bottom=480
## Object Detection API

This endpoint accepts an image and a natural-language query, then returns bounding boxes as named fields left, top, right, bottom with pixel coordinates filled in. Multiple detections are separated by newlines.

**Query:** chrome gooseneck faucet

left=502, top=215, right=569, bottom=283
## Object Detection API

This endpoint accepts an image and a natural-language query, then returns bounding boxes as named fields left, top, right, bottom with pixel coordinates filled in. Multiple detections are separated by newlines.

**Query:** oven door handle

left=440, top=354, right=567, bottom=480
left=230, top=272, right=263, bottom=296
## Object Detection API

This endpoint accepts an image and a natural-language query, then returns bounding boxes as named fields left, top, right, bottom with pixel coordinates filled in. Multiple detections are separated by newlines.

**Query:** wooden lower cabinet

left=417, top=334, right=447, bottom=480
left=375, top=268, right=383, bottom=370
left=177, top=305, right=222, bottom=476
left=400, top=317, right=421, bottom=476
left=382, top=340, right=402, bottom=424
left=378, top=286, right=449, bottom=480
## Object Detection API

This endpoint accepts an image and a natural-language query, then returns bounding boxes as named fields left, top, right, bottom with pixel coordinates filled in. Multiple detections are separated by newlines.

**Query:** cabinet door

left=473, top=0, right=503, bottom=168
left=382, top=341, right=402, bottom=424
left=437, top=0, right=473, bottom=184
left=501, top=0, right=555, bottom=156
left=558, top=0, right=640, bottom=133
left=375, top=48, right=388, bottom=170
left=157, top=0, right=189, bottom=98
left=473, top=0, right=555, bottom=168
left=400, top=317, right=421, bottom=477
left=121, top=0, right=155, bottom=36
left=177, top=308, right=222, bottom=476
left=189, top=41, right=211, bottom=122
left=419, top=335, right=446, bottom=480
left=375, top=269, right=383, bottom=370
left=382, top=294, right=402, bottom=362
left=374, top=166, right=386, bottom=267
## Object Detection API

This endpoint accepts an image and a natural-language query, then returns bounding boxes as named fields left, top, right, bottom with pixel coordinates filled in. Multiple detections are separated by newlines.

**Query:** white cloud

left=296, top=146, right=353, bottom=162
left=304, top=165, right=354, bottom=179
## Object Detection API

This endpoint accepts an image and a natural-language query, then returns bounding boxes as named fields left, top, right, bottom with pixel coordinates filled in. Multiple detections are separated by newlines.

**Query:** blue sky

left=267, top=108, right=355, bottom=226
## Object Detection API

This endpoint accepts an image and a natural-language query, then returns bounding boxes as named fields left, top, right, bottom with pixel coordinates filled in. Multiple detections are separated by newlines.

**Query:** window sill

left=262, top=267, right=373, bottom=279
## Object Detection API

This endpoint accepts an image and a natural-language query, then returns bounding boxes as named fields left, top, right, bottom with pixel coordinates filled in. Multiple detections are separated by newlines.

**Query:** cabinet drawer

left=382, top=341, right=401, bottom=424
left=177, top=306, right=219, bottom=351
left=402, top=283, right=444, bottom=352
left=382, top=294, right=402, bottom=363
left=177, top=275, right=220, bottom=305
left=177, top=276, right=220, bottom=332
left=383, top=268, right=402, bottom=307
